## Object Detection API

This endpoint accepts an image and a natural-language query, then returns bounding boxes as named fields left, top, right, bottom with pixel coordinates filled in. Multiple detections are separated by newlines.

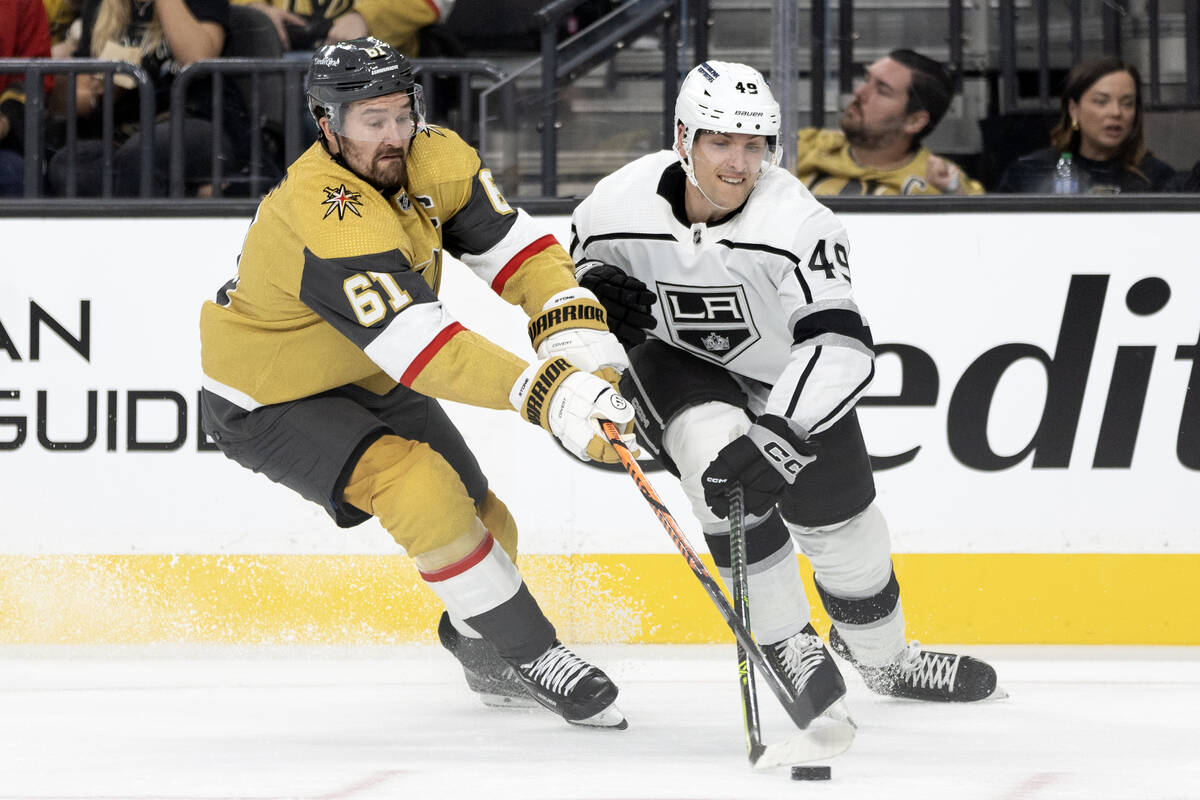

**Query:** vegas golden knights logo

left=656, top=282, right=760, bottom=364
left=321, top=184, right=364, bottom=220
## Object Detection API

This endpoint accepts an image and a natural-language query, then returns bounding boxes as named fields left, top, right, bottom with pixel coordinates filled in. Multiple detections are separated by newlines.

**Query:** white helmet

left=674, top=61, right=782, bottom=184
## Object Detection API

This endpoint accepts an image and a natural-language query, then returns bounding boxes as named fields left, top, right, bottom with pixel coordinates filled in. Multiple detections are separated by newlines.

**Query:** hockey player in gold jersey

left=795, top=49, right=984, bottom=196
left=199, top=37, right=633, bottom=729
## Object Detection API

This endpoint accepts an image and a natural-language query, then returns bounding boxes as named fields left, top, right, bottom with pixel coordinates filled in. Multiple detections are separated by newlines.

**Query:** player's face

left=1068, top=70, right=1137, bottom=160
left=324, top=92, right=415, bottom=191
left=689, top=131, right=767, bottom=211
left=841, top=57, right=919, bottom=147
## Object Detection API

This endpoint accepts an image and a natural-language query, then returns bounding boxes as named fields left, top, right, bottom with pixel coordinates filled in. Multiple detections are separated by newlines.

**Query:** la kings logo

left=657, top=282, right=759, bottom=364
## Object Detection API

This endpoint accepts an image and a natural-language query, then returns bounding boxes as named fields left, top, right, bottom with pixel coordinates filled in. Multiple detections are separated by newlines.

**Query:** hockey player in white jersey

left=571, top=61, right=1000, bottom=713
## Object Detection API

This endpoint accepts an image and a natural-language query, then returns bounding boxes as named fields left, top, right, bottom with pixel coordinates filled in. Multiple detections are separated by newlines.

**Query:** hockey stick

left=728, top=482, right=854, bottom=770
left=599, top=420, right=854, bottom=766
left=728, top=483, right=765, bottom=764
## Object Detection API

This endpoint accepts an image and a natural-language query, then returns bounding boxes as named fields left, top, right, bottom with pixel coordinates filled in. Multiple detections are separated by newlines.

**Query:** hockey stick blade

left=599, top=421, right=824, bottom=732
left=750, top=718, right=856, bottom=770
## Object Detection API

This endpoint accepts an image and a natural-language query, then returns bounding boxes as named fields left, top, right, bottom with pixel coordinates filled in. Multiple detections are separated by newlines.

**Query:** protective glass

left=692, top=130, right=770, bottom=171
left=328, top=86, right=425, bottom=142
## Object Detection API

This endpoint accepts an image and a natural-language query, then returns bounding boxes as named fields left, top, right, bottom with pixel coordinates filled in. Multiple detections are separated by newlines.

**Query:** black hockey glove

left=574, top=260, right=657, bottom=348
left=701, top=415, right=817, bottom=518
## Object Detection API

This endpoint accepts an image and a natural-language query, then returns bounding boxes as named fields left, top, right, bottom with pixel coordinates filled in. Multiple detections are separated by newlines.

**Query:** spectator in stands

left=46, top=0, right=248, bottom=197
left=1, top=0, right=53, bottom=196
left=995, top=57, right=1177, bottom=194
left=43, top=0, right=83, bottom=56
left=795, top=49, right=982, bottom=196
left=236, top=0, right=454, bottom=57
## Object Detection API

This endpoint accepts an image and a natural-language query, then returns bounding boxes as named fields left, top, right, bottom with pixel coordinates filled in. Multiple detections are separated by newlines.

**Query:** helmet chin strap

left=680, top=144, right=737, bottom=213
left=328, top=133, right=352, bottom=172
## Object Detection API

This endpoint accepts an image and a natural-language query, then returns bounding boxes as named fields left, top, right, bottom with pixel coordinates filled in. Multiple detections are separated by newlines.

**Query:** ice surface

left=2, top=644, right=1198, bottom=799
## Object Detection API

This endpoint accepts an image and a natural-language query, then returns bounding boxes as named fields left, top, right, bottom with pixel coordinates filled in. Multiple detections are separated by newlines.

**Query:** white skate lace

left=897, top=641, right=961, bottom=691
left=521, top=644, right=593, bottom=696
left=774, top=633, right=827, bottom=692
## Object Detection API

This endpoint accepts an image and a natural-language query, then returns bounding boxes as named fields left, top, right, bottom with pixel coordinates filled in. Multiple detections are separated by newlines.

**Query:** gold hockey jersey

left=795, top=128, right=984, bottom=196
left=200, top=127, right=577, bottom=411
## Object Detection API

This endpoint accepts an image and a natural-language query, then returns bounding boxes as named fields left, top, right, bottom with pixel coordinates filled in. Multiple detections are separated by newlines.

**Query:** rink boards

left=2, top=212, right=1198, bottom=645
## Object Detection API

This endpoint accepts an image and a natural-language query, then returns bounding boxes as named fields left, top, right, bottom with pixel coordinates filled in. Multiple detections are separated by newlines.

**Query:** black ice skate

left=763, top=623, right=852, bottom=726
left=829, top=625, right=1002, bottom=702
left=509, top=640, right=627, bottom=729
left=437, top=612, right=538, bottom=709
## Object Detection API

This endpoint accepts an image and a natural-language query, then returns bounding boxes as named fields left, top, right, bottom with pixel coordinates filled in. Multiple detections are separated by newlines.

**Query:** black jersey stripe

left=715, top=238, right=801, bottom=264
left=792, top=308, right=873, bottom=349
left=580, top=231, right=678, bottom=250
left=810, top=361, right=876, bottom=433
left=440, top=171, right=519, bottom=257
left=298, top=247, right=432, bottom=349
left=784, top=345, right=822, bottom=419
left=712, top=238, right=815, bottom=303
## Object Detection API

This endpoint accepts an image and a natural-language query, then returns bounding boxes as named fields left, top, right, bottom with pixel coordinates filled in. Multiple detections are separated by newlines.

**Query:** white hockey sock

left=833, top=610, right=907, bottom=667
left=787, top=505, right=906, bottom=666
left=715, top=541, right=811, bottom=645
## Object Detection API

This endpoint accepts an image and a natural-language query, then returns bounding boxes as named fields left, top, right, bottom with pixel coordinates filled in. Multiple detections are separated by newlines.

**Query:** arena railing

left=479, top=0, right=709, bottom=198
left=4, top=0, right=1200, bottom=208
left=167, top=57, right=513, bottom=199
left=0, top=58, right=156, bottom=198
left=0, top=56, right=510, bottom=201
left=790, top=0, right=1200, bottom=117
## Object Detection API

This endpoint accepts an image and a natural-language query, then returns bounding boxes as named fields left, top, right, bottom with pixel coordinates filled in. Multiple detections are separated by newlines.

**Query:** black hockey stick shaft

left=729, top=483, right=765, bottom=763
left=599, top=420, right=821, bottom=731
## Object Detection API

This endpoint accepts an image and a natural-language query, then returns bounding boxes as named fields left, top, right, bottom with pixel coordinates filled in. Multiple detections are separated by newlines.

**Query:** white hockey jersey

left=571, top=150, right=875, bottom=437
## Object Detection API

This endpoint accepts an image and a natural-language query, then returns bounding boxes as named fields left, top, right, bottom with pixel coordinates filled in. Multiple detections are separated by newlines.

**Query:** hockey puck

left=791, top=765, right=832, bottom=781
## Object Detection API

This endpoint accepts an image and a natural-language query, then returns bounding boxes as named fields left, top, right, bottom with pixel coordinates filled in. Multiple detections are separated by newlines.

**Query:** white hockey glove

left=529, top=288, right=629, bottom=385
left=510, top=357, right=637, bottom=463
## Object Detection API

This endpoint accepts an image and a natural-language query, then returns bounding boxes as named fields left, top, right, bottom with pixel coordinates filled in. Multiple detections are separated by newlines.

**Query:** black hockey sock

left=704, top=508, right=790, bottom=569
left=815, top=567, right=901, bottom=632
left=461, top=583, right=556, bottom=665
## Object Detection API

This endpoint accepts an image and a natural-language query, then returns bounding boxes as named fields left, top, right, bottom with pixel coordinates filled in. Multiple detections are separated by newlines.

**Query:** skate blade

left=568, top=703, right=629, bottom=730
left=751, top=718, right=855, bottom=770
left=478, top=692, right=541, bottom=710
left=822, top=698, right=857, bottom=730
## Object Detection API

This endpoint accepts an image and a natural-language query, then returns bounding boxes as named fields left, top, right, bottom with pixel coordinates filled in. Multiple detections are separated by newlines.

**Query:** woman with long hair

left=48, top=0, right=248, bottom=196
left=997, top=57, right=1177, bottom=193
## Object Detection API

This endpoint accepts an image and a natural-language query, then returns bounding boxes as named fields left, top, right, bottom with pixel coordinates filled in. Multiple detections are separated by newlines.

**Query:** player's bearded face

left=691, top=131, right=766, bottom=209
left=329, top=93, right=415, bottom=191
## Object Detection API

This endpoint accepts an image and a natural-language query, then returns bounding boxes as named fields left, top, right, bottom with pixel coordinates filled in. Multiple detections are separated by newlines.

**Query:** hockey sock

left=704, top=510, right=811, bottom=644
left=815, top=569, right=907, bottom=667
left=418, top=531, right=555, bottom=664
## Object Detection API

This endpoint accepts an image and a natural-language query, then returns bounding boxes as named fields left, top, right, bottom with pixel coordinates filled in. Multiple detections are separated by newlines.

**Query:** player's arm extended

left=764, top=223, right=876, bottom=438
left=298, top=246, right=526, bottom=408
left=433, top=150, right=579, bottom=315
left=434, top=152, right=627, bottom=381
left=299, top=246, right=633, bottom=461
